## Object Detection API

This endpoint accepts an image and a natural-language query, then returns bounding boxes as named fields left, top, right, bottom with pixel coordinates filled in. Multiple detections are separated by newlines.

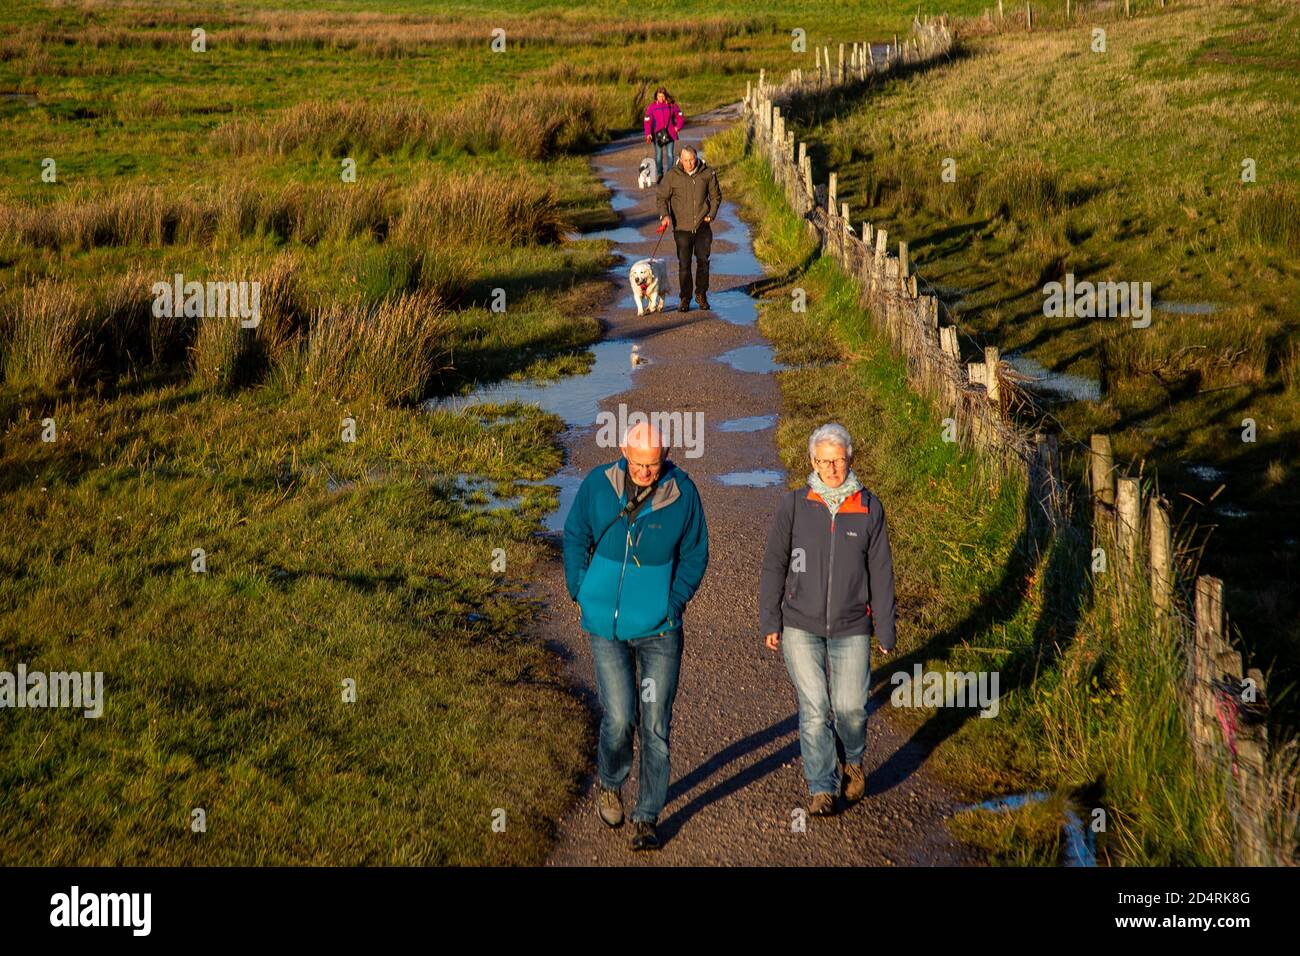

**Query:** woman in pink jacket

left=644, top=86, right=684, bottom=183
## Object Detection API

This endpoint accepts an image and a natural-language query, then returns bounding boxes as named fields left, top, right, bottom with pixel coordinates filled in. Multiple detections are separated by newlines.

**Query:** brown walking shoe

left=809, top=792, right=836, bottom=816
left=597, top=786, right=624, bottom=828
left=842, top=762, right=866, bottom=803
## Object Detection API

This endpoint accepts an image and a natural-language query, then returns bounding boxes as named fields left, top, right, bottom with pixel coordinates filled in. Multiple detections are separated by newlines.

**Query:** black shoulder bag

left=586, top=477, right=658, bottom=562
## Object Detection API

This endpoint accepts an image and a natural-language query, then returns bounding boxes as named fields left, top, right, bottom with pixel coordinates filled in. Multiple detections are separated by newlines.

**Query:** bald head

left=621, top=421, right=666, bottom=488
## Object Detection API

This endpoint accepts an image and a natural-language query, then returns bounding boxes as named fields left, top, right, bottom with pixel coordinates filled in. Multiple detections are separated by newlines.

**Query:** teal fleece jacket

left=562, top=458, right=709, bottom=640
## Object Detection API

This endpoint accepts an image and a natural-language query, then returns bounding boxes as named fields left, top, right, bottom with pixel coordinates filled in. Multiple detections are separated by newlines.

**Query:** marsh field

left=0, top=0, right=1296, bottom=865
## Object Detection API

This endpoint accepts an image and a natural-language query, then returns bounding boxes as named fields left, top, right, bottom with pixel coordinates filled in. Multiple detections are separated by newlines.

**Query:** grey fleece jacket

left=759, top=485, right=898, bottom=649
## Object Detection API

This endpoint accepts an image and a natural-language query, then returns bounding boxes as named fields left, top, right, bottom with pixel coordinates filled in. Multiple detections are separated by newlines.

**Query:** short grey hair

left=679, top=145, right=697, bottom=158
left=808, top=422, right=853, bottom=460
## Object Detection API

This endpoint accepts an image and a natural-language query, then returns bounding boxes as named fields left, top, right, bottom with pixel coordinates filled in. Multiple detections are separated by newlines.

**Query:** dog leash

left=650, top=218, right=669, bottom=260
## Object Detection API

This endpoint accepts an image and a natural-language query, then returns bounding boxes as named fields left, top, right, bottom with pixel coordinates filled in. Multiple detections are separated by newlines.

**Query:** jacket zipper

left=612, top=489, right=652, bottom=638
left=825, top=510, right=836, bottom=635
left=612, top=515, right=630, bottom=639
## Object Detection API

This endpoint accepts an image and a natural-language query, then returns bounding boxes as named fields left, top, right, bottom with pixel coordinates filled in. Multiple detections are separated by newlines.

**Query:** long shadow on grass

left=866, top=478, right=1090, bottom=798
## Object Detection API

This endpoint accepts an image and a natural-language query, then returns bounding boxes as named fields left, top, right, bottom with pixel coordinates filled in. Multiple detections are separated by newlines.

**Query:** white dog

left=628, top=258, right=668, bottom=315
left=637, top=156, right=656, bottom=190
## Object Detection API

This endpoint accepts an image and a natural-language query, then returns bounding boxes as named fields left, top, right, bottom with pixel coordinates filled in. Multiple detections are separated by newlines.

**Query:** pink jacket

left=644, top=100, right=684, bottom=142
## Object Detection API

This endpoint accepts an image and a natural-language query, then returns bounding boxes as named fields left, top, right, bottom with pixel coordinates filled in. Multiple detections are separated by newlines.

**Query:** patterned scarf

left=807, top=469, right=863, bottom=518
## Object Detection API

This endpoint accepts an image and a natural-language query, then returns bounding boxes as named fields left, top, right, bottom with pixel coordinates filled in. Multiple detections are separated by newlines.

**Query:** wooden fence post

left=1191, top=576, right=1222, bottom=771
left=1090, top=434, right=1115, bottom=548
left=984, top=346, right=1000, bottom=407
left=1115, top=476, right=1142, bottom=571
left=1150, top=495, right=1173, bottom=619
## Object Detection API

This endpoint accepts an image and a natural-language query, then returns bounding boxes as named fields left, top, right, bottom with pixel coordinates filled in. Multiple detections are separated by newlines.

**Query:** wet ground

left=492, top=101, right=981, bottom=865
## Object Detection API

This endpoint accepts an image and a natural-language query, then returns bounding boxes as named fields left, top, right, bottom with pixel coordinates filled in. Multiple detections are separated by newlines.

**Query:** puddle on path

left=426, top=338, right=639, bottom=427
left=1002, top=351, right=1101, bottom=403
left=466, top=127, right=776, bottom=537
left=718, top=414, right=777, bottom=432
left=718, top=344, right=786, bottom=374
left=709, top=288, right=758, bottom=326
left=716, top=469, right=785, bottom=488
left=581, top=224, right=648, bottom=244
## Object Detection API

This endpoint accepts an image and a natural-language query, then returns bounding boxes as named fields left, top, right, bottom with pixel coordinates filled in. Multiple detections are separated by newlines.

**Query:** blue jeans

left=654, top=138, right=675, bottom=180
left=589, top=629, right=683, bottom=823
left=782, top=626, right=871, bottom=795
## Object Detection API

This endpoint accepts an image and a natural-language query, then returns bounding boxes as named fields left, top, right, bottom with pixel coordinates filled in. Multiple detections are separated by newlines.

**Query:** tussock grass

left=1235, top=183, right=1300, bottom=256
left=213, top=85, right=618, bottom=161
left=0, top=173, right=565, bottom=253
left=282, top=291, right=448, bottom=405
left=1, top=268, right=159, bottom=390
left=394, top=172, right=567, bottom=249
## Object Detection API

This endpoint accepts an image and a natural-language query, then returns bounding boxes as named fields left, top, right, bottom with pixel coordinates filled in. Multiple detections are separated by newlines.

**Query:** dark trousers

left=673, top=222, right=712, bottom=303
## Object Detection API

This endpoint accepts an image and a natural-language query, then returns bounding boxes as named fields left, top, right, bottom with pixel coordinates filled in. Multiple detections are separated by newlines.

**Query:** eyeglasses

left=812, top=457, right=848, bottom=468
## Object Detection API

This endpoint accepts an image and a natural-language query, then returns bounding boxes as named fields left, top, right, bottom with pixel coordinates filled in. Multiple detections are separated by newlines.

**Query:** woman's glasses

left=812, top=457, right=847, bottom=469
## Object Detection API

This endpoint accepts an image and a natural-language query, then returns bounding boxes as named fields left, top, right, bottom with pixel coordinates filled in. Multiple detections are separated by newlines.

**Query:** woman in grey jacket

left=760, top=423, right=897, bottom=816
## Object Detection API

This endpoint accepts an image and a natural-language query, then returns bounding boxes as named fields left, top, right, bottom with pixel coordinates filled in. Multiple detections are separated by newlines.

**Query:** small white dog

left=628, top=258, right=668, bottom=315
left=637, top=156, right=656, bottom=190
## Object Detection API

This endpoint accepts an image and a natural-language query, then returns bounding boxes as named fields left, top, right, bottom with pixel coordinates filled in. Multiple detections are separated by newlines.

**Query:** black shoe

left=678, top=301, right=690, bottom=313
left=630, top=820, right=660, bottom=851
left=695, top=295, right=710, bottom=310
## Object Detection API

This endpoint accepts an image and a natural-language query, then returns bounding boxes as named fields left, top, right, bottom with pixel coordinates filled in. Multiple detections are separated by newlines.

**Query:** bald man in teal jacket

left=562, top=423, right=708, bottom=850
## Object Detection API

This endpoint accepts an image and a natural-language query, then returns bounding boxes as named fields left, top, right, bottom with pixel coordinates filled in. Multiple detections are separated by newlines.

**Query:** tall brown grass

left=1235, top=184, right=1300, bottom=256
left=189, top=253, right=303, bottom=393
left=0, top=173, right=564, bottom=253
left=282, top=291, right=448, bottom=405
left=1, top=268, right=157, bottom=390
left=394, top=172, right=566, bottom=248
left=212, top=84, right=618, bottom=161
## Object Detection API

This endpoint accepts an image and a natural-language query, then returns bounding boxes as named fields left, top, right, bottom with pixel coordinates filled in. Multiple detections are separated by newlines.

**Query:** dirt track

left=536, top=101, right=982, bottom=866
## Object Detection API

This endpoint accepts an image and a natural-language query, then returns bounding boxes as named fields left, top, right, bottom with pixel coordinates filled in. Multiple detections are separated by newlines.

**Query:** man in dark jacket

left=656, top=145, right=722, bottom=313
left=759, top=423, right=896, bottom=816
left=563, top=421, right=709, bottom=850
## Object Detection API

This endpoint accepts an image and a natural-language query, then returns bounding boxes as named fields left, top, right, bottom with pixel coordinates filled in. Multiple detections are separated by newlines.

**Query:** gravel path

left=537, top=101, right=982, bottom=866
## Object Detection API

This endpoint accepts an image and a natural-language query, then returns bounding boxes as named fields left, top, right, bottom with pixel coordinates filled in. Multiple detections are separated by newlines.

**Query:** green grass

left=0, top=381, right=589, bottom=864
left=710, top=116, right=1237, bottom=865
left=0, top=0, right=979, bottom=866
left=784, top=0, right=1300, bottom=726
